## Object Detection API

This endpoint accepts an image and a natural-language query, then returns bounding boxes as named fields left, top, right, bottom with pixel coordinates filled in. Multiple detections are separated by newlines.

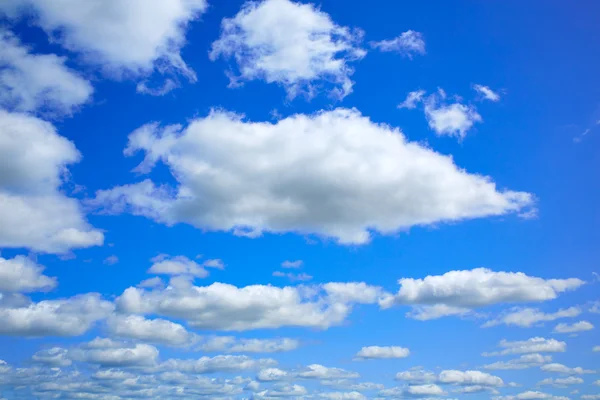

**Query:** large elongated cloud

left=381, top=268, right=584, bottom=319
left=0, top=0, right=206, bottom=81
left=210, top=0, right=365, bottom=99
left=0, top=30, right=92, bottom=114
left=115, top=280, right=384, bottom=331
left=90, top=108, right=533, bottom=244
left=0, top=110, right=103, bottom=252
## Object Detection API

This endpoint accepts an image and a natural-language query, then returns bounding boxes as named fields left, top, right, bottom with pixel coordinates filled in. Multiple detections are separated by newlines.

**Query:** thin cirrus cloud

left=0, top=29, right=93, bottom=115
left=88, top=108, right=534, bottom=245
left=210, top=0, right=366, bottom=100
left=0, top=110, right=104, bottom=253
left=370, top=30, right=426, bottom=58
left=0, top=0, right=206, bottom=82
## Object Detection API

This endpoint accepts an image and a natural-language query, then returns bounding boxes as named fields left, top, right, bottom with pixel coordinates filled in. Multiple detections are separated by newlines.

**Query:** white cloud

left=483, top=306, right=581, bottom=328
left=594, top=346, right=600, bottom=352
left=424, top=97, right=482, bottom=140
left=438, top=370, right=503, bottom=387
left=406, top=383, right=445, bottom=396
left=395, top=369, right=437, bottom=383
left=0, top=256, right=56, bottom=293
left=69, top=339, right=159, bottom=367
left=582, top=396, right=600, bottom=400
left=148, top=255, right=209, bottom=278
left=210, top=0, right=365, bottom=100
left=0, top=293, right=113, bottom=337
left=160, top=355, right=277, bottom=374
left=273, top=271, right=313, bottom=282
left=321, top=380, right=385, bottom=392
left=553, top=321, right=594, bottom=334
left=540, top=363, right=595, bottom=375
left=382, top=268, right=583, bottom=319
left=354, top=346, right=410, bottom=360
left=31, top=347, right=72, bottom=367
left=398, top=90, right=426, bottom=109
left=0, top=110, right=103, bottom=253
left=90, top=108, right=534, bottom=245
left=538, top=376, right=584, bottom=387
left=484, top=354, right=552, bottom=370
left=115, top=280, right=383, bottom=331
left=494, top=391, right=570, bottom=400
left=257, top=367, right=289, bottom=382
left=298, top=364, right=360, bottom=380
left=199, top=337, right=299, bottom=353
left=473, top=84, right=501, bottom=102
left=103, top=255, right=119, bottom=265
left=281, top=260, right=303, bottom=269
left=370, top=30, right=426, bottom=58
left=106, top=314, right=196, bottom=346
left=256, top=383, right=308, bottom=398
left=319, top=391, right=367, bottom=400
left=1, top=0, right=206, bottom=80
left=483, top=338, right=567, bottom=356
left=0, top=29, right=93, bottom=114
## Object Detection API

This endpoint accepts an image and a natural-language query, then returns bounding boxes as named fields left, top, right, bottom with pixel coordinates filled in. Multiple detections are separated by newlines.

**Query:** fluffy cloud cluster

left=370, top=30, right=426, bottom=58
left=115, top=279, right=384, bottom=331
left=1, top=0, right=206, bottom=83
left=89, top=108, right=533, bottom=245
left=0, top=30, right=93, bottom=114
left=0, top=110, right=103, bottom=252
left=382, top=268, right=584, bottom=320
left=0, top=256, right=56, bottom=293
left=210, top=0, right=365, bottom=99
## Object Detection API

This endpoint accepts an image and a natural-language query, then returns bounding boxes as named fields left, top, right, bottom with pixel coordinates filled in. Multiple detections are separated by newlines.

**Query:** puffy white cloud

left=0, top=110, right=103, bottom=253
left=0, top=29, right=92, bottom=114
left=406, top=383, right=446, bottom=396
left=370, top=30, right=426, bottom=58
left=281, top=260, right=303, bottom=269
left=538, top=376, right=584, bottom=387
left=199, top=336, right=299, bottom=354
left=115, top=280, right=383, bottom=331
left=106, top=314, right=197, bottom=346
left=483, top=338, right=567, bottom=356
left=395, top=369, right=437, bottom=383
left=0, top=293, right=113, bottom=337
left=257, top=367, right=289, bottom=382
left=473, top=84, right=500, bottom=102
left=210, top=0, right=365, bottom=99
left=1, top=0, right=206, bottom=80
left=256, top=383, right=308, bottom=398
left=438, top=370, right=503, bottom=387
left=483, top=306, right=581, bottom=328
left=398, top=90, right=426, bottom=109
left=354, top=346, right=410, bottom=360
left=148, top=255, right=209, bottom=278
left=0, top=256, right=56, bottom=292
left=553, top=320, right=594, bottom=334
left=320, top=391, right=367, bottom=400
left=69, top=339, right=159, bottom=367
left=298, top=364, right=360, bottom=380
left=540, top=363, right=595, bottom=375
left=31, top=347, right=72, bottom=367
left=382, top=268, right=584, bottom=319
left=484, top=354, right=552, bottom=370
left=425, top=99, right=482, bottom=140
left=90, top=108, right=533, bottom=245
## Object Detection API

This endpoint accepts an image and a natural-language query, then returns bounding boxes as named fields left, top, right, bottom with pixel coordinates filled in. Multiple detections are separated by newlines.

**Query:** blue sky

left=0, top=1, right=599, bottom=399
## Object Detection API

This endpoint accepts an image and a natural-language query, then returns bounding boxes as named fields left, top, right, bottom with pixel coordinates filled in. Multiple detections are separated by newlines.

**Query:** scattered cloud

left=281, top=260, right=303, bottom=269
left=69, top=339, right=159, bottom=367
left=198, top=337, right=299, bottom=353
left=354, top=346, right=410, bottom=360
left=89, top=108, right=534, bottom=245
left=473, top=84, right=501, bottom=102
left=106, top=314, right=197, bottom=347
left=398, top=90, right=426, bottom=109
left=553, top=320, right=594, bottom=334
left=424, top=95, right=482, bottom=140
left=0, top=255, right=56, bottom=293
left=210, top=0, right=366, bottom=99
left=147, top=255, right=209, bottom=278
left=272, top=271, right=313, bottom=282
left=484, top=354, right=553, bottom=370
left=483, top=306, right=581, bottom=328
left=540, top=363, right=595, bottom=374
left=370, top=30, right=426, bottom=58
left=538, top=376, right=584, bottom=387
left=103, top=255, right=119, bottom=265
left=483, top=338, right=567, bottom=356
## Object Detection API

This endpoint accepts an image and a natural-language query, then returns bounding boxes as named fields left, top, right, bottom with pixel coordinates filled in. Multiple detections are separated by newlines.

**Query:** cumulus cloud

left=69, top=339, right=159, bottom=367
left=473, top=84, right=501, bottom=101
left=148, top=255, right=209, bottom=278
left=370, top=30, right=426, bottom=58
left=298, top=364, right=360, bottom=380
left=354, top=346, right=410, bottom=360
left=540, top=363, right=595, bottom=375
left=159, top=355, right=277, bottom=374
left=483, top=306, right=581, bottom=328
left=553, top=320, right=594, bottom=334
left=0, top=293, right=113, bottom=337
left=398, top=90, right=426, bottom=109
left=484, top=354, right=552, bottom=370
left=1, top=0, right=206, bottom=81
left=320, top=391, right=367, bottom=400
left=0, top=110, right=103, bottom=253
left=0, top=256, right=56, bottom=293
left=210, top=0, right=365, bottom=99
left=115, top=279, right=384, bottom=331
left=257, top=367, right=289, bottom=382
left=256, top=383, right=308, bottom=398
left=396, top=368, right=503, bottom=391
left=483, top=338, right=567, bottom=356
left=538, top=376, right=584, bottom=387
left=198, top=337, right=299, bottom=353
left=382, top=268, right=583, bottom=320
left=106, top=314, right=197, bottom=346
left=494, top=391, right=570, bottom=400
left=31, top=347, right=72, bottom=367
left=424, top=96, right=482, bottom=140
left=0, top=29, right=92, bottom=114
left=89, top=108, right=534, bottom=245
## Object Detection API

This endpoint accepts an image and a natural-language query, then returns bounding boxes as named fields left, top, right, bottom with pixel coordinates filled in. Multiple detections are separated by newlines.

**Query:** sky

left=0, top=0, right=599, bottom=399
